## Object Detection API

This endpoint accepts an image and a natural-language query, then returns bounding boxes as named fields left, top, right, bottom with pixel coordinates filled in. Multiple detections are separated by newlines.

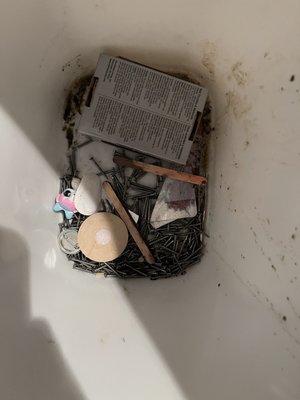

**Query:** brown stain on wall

left=200, top=41, right=217, bottom=81
left=230, top=62, right=248, bottom=86
left=225, top=90, right=252, bottom=119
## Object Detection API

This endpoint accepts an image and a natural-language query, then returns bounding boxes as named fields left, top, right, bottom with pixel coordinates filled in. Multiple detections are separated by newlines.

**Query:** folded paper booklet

left=78, top=54, right=208, bottom=164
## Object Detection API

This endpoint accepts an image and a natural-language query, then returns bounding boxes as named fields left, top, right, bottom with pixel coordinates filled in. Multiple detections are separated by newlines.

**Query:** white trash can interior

left=0, top=1, right=299, bottom=399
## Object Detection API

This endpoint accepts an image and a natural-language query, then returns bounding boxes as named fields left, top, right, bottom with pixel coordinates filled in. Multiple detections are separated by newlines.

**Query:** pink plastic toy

left=53, top=188, right=77, bottom=219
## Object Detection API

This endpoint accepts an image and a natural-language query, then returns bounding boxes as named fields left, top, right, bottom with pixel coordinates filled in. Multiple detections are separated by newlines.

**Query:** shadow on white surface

left=119, top=266, right=217, bottom=400
left=0, top=227, right=86, bottom=400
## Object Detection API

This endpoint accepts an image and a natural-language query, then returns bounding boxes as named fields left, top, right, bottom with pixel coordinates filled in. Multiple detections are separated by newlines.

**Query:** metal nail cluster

left=59, top=75, right=211, bottom=279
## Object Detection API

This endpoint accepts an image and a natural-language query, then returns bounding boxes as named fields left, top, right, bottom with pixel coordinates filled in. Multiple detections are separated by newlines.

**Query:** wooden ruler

left=102, top=181, right=155, bottom=264
left=113, top=155, right=207, bottom=185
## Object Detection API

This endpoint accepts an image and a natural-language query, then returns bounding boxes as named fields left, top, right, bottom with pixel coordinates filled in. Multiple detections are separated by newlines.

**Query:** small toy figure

left=53, top=188, right=77, bottom=219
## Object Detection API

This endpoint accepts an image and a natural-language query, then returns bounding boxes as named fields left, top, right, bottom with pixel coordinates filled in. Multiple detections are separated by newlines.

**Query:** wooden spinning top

left=78, top=212, right=128, bottom=262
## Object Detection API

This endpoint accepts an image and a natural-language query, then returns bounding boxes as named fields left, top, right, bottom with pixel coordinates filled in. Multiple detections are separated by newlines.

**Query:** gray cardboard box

left=78, top=54, right=208, bottom=164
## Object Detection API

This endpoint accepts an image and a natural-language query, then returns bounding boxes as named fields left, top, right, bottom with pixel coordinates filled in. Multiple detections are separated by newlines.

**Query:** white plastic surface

left=0, top=1, right=300, bottom=399
left=74, top=173, right=100, bottom=216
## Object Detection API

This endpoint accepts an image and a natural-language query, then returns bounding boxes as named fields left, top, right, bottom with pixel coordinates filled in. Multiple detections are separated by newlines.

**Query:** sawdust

left=230, top=62, right=248, bottom=86
left=63, top=74, right=92, bottom=147
left=225, top=91, right=252, bottom=119
left=201, top=42, right=217, bottom=80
